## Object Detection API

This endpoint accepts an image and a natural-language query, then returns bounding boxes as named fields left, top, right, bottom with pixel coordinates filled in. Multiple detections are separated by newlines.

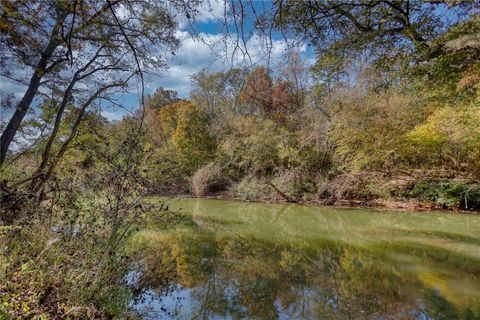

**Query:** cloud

left=145, top=31, right=223, bottom=96
left=196, top=0, right=225, bottom=23
left=101, top=109, right=125, bottom=122
left=0, top=66, right=32, bottom=103
left=146, top=31, right=307, bottom=98
left=173, top=0, right=226, bottom=30
left=2, top=21, right=310, bottom=123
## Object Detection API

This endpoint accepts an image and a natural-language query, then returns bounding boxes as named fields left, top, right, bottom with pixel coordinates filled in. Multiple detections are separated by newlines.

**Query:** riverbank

left=152, top=167, right=480, bottom=213
left=166, top=191, right=480, bottom=214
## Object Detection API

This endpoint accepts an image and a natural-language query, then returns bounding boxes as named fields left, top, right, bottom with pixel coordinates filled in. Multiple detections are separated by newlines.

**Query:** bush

left=409, top=180, right=480, bottom=209
left=317, top=173, right=371, bottom=200
left=231, top=177, right=269, bottom=201
left=145, top=145, right=191, bottom=195
left=0, top=226, right=135, bottom=319
left=402, top=105, right=480, bottom=174
left=219, top=116, right=286, bottom=175
left=271, top=170, right=317, bottom=200
left=192, top=163, right=228, bottom=196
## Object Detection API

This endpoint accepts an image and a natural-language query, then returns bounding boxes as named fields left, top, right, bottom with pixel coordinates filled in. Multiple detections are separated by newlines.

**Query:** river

left=128, top=198, right=480, bottom=319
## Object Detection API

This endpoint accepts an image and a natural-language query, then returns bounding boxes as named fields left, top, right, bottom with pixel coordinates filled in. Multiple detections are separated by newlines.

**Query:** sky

left=103, top=0, right=314, bottom=120
left=1, top=1, right=467, bottom=122
left=0, top=1, right=314, bottom=122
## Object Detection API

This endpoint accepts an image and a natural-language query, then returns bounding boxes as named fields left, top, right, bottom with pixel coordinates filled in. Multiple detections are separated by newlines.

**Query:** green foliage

left=0, top=225, right=135, bottom=319
left=402, top=105, right=480, bottom=173
left=271, top=170, right=317, bottom=200
left=231, top=177, right=269, bottom=201
left=409, top=180, right=480, bottom=209
left=144, top=101, right=217, bottom=193
left=333, top=91, right=422, bottom=172
left=172, top=103, right=216, bottom=175
left=146, top=87, right=179, bottom=110
left=2, top=4, right=480, bottom=320
left=146, top=144, right=191, bottom=194
left=220, top=116, right=286, bottom=175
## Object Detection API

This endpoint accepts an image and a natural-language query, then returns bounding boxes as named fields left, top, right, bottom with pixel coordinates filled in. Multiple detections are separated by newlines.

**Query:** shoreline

left=162, top=192, right=480, bottom=215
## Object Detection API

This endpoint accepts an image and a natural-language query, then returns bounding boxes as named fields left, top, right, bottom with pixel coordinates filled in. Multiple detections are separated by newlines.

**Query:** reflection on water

left=129, top=198, right=480, bottom=320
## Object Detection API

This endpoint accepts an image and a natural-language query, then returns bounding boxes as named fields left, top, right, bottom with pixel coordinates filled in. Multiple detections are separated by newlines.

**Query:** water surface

left=129, top=198, right=480, bottom=319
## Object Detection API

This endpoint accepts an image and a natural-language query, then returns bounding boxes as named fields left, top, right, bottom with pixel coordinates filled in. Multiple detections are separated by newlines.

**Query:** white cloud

left=101, top=109, right=125, bottom=121
left=2, top=24, right=310, bottom=123
left=173, top=0, right=226, bottom=30
left=196, top=0, right=225, bottom=23
left=146, top=31, right=306, bottom=98
left=0, top=65, right=32, bottom=102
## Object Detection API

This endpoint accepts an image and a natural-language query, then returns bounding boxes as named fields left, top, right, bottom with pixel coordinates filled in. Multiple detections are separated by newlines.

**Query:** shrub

left=332, top=92, right=421, bottom=172
left=409, top=180, right=480, bottom=209
left=0, top=226, right=135, bottom=319
left=323, top=173, right=369, bottom=200
left=315, top=173, right=386, bottom=201
left=271, top=170, right=317, bottom=200
left=402, top=106, right=480, bottom=173
left=219, top=116, right=285, bottom=175
left=192, top=163, right=227, bottom=196
left=231, top=177, right=269, bottom=201
left=145, top=145, right=190, bottom=195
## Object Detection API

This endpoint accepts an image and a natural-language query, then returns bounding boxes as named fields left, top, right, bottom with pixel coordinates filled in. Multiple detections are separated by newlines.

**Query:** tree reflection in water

left=129, top=199, right=480, bottom=320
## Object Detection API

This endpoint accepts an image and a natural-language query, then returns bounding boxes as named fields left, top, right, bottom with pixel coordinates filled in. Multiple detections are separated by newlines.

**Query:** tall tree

left=277, top=51, right=310, bottom=111
left=190, top=70, right=227, bottom=119
left=0, top=0, right=197, bottom=166
left=0, top=0, right=201, bottom=205
left=190, top=68, right=248, bottom=117
left=146, top=87, right=180, bottom=110
left=238, top=66, right=273, bottom=116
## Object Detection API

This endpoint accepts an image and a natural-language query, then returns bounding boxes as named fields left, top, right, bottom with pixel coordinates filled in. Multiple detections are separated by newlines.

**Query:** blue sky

left=100, top=0, right=315, bottom=120
left=1, top=1, right=473, bottom=122
left=1, top=1, right=314, bottom=122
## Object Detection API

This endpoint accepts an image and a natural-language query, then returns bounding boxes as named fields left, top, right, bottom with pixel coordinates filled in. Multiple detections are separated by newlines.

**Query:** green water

left=130, top=198, right=480, bottom=320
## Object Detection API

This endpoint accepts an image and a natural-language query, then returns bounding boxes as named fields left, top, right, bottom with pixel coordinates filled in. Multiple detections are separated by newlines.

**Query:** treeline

left=140, top=34, right=479, bottom=209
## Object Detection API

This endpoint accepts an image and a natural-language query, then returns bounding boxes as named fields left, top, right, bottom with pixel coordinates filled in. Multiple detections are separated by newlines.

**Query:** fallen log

left=268, top=183, right=298, bottom=203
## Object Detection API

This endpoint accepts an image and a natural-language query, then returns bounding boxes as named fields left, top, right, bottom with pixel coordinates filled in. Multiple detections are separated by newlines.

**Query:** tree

left=190, top=70, right=227, bottom=119
left=311, top=53, right=347, bottom=97
left=172, top=103, right=216, bottom=175
left=190, top=68, right=249, bottom=118
left=0, top=0, right=196, bottom=166
left=270, top=0, right=478, bottom=61
left=146, top=87, right=180, bottom=110
left=277, top=51, right=310, bottom=111
left=271, top=79, right=294, bottom=115
left=145, top=87, right=180, bottom=146
left=158, top=100, right=195, bottom=139
left=0, top=0, right=200, bottom=209
left=238, top=66, right=273, bottom=116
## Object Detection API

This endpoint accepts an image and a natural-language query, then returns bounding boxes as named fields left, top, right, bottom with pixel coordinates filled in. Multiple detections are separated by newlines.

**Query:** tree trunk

left=0, top=16, right=65, bottom=166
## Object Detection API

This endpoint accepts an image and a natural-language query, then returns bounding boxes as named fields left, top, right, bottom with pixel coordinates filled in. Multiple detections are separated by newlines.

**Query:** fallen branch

left=268, top=183, right=297, bottom=203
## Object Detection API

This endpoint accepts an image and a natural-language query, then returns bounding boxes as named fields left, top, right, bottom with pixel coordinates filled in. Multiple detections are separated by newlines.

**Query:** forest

left=1, top=0, right=479, bottom=319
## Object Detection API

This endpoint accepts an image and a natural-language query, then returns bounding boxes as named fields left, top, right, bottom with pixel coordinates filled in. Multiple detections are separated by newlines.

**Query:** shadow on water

left=128, top=198, right=480, bottom=320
